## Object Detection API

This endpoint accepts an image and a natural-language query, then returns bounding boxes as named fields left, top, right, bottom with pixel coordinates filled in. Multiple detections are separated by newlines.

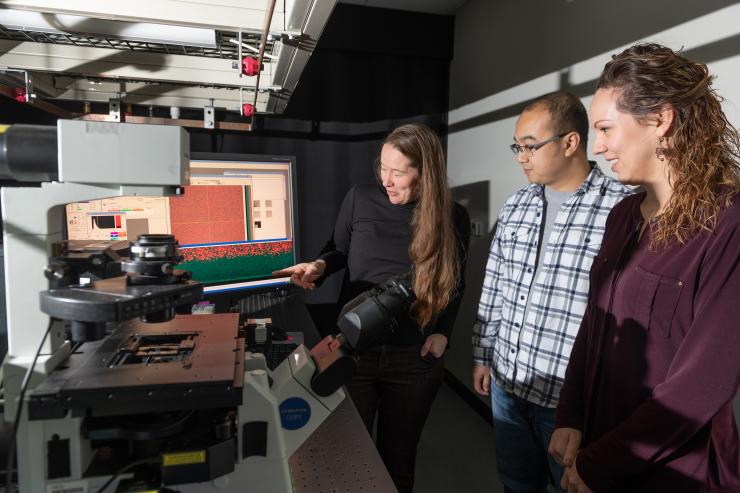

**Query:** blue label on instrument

left=279, top=397, right=311, bottom=430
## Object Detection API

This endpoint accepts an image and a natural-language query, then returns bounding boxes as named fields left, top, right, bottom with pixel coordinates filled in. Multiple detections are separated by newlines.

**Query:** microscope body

left=1, top=121, right=410, bottom=492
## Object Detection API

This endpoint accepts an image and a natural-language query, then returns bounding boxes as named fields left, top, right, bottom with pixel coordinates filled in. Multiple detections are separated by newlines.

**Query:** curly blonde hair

left=597, top=43, right=740, bottom=246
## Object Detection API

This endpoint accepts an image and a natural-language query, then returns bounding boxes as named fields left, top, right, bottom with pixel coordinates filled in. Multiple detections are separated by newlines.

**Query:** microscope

left=0, top=121, right=414, bottom=492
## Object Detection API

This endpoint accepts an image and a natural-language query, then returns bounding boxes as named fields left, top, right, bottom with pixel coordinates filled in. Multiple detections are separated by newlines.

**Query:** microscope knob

left=44, top=262, right=68, bottom=281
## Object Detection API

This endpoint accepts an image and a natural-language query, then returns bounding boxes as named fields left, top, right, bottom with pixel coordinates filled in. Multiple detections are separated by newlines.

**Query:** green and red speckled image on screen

left=64, top=156, right=297, bottom=294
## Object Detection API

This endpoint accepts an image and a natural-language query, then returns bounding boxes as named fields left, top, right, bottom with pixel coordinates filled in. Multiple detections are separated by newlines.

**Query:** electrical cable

left=4, top=317, right=54, bottom=493
left=94, top=457, right=160, bottom=493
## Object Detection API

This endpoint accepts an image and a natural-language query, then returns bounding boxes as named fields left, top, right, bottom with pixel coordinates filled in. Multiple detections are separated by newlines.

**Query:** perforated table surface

left=290, top=397, right=397, bottom=493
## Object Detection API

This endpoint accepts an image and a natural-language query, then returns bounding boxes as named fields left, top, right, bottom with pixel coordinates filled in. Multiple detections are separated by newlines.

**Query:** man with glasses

left=472, top=91, right=632, bottom=493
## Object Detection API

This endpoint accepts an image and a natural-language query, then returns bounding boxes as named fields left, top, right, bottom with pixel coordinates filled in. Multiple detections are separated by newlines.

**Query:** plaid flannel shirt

left=472, top=163, right=633, bottom=408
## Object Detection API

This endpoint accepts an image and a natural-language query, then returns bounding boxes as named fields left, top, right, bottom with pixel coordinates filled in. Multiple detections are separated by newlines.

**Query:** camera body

left=337, top=274, right=416, bottom=353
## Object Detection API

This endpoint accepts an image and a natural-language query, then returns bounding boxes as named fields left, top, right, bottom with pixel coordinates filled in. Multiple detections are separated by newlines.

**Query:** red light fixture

left=242, top=56, right=261, bottom=76
left=14, top=88, right=26, bottom=103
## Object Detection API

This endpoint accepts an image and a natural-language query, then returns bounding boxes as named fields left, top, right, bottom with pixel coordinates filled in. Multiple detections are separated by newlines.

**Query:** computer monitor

left=65, top=153, right=298, bottom=294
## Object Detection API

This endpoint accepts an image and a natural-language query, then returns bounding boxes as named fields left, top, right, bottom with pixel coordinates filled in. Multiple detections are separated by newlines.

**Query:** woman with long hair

left=277, top=123, right=470, bottom=492
left=549, top=43, right=740, bottom=492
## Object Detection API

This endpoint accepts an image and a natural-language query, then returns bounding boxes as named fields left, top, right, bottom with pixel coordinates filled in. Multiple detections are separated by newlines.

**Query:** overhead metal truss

left=0, top=26, right=271, bottom=61
left=51, top=76, right=272, bottom=113
left=0, top=40, right=275, bottom=88
left=0, top=0, right=338, bottom=119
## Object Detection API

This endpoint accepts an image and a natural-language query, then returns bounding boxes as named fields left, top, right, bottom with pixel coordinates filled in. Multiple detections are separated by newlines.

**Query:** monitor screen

left=65, top=153, right=298, bottom=294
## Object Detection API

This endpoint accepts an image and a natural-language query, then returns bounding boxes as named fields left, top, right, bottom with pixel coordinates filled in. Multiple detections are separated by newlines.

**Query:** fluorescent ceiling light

left=0, top=9, right=216, bottom=48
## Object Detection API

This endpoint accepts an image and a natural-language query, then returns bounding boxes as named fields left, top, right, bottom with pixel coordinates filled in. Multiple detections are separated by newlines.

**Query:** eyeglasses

left=509, top=133, right=568, bottom=157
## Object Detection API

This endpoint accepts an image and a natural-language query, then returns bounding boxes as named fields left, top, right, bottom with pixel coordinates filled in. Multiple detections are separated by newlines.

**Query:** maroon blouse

left=555, top=192, right=740, bottom=492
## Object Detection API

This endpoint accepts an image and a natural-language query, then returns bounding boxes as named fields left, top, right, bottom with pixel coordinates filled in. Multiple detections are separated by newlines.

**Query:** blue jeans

left=490, top=381, right=565, bottom=493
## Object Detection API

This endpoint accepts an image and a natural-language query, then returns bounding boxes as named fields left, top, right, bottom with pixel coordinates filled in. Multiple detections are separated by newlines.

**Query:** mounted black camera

left=309, top=274, right=415, bottom=397
left=337, top=274, right=416, bottom=353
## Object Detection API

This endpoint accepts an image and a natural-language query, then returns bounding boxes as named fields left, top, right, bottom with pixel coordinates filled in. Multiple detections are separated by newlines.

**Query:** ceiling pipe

left=252, top=0, right=277, bottom=116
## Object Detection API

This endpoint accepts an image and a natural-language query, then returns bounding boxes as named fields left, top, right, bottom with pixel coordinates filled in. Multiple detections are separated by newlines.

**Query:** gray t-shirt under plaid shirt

left=522, top=186, right=572, bottom=325
left=472, top=163, right=633, bottom=408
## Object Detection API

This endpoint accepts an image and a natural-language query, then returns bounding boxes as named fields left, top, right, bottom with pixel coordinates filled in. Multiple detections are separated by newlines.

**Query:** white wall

left=445, top=2, right=740, bottom=405
left=449, top=4, right=740, bottom=226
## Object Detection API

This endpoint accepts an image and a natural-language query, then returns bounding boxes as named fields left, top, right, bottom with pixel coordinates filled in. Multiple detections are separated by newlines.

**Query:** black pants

left=347, top=343, right=444, bottom=493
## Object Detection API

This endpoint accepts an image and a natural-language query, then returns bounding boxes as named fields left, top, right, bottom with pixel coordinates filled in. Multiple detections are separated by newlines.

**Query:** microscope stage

left=29, top=313, right=245, bottom=419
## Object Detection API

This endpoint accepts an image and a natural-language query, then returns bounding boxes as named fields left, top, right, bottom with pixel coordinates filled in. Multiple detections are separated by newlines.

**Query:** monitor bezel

left=187, top=152, right=299, bottom=296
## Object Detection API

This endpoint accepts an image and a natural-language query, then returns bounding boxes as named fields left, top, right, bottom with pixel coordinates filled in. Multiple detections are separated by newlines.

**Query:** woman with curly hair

left=549, top=43, right=740, bottom=492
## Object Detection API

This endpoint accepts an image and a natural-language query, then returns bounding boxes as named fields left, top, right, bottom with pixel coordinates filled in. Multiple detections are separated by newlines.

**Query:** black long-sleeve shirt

left=319, top=183, right=470, bottom=345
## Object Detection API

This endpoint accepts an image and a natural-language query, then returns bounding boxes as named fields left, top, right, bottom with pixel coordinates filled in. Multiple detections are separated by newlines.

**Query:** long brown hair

left=597, top=43, right=740, bottom=246
left=382, top=124, right=459, bottom=328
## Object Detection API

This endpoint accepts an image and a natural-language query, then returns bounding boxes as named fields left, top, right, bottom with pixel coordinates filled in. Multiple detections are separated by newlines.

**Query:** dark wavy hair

left=381, top=124, right=458, bottom=328
left=597, top=43, right=740, bottom=246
